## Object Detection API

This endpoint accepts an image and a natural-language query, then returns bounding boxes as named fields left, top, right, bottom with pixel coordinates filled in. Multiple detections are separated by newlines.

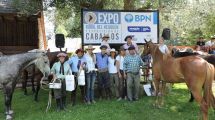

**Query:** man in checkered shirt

left=123, top=45, right=144, bottom=101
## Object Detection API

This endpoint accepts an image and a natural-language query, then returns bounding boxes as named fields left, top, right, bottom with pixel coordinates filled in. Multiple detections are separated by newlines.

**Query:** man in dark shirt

left=196, top=36, right=205, bottom=46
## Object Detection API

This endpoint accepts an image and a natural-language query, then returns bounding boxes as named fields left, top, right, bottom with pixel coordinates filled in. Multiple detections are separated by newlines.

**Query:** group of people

left=50, top=35, right=144, bottom=111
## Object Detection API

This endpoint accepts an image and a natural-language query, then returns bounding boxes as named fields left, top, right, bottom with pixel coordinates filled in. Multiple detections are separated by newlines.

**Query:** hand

left=124, top=73, right=127, bottom=79
left=118, top=73, right=122, bottom=78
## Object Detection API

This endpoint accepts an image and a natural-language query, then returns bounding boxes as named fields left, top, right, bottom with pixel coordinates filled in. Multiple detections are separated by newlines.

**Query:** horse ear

left=65, top=48, right=68, bottom=53
left=150, top=39, right=152, bottom=42
left=144, top=39, right=148, bottom=43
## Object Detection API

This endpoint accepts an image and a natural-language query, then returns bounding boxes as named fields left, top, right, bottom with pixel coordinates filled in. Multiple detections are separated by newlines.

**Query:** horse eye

left=44, top=61, right=48, bottom=64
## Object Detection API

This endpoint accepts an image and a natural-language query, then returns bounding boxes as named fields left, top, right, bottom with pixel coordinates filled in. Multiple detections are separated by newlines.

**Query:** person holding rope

left=50, top=52, right=72, bottom=111
left=68, top=49, right=87, bottom=106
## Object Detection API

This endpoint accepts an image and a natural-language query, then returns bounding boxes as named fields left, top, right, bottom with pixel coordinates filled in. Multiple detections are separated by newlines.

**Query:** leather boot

left=56, top=99, right=61, bottom=112
left=62, top=97, right=67, bottom=110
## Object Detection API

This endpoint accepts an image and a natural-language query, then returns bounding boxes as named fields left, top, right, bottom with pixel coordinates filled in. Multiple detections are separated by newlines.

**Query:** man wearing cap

left=205, top=35, right=215, bottom=54
left=123, top=45, right=144, bottom=101
left=84, top=45, right=97, bottom=104
left=123, top=35, right=139, bottom=55
left=51, top=52, right=72, bottom=111
left=96, top=45, right=112, bottom=99
left=101, top=34, right=111, bottom=54
left=68, top=48, right=87, bottom=105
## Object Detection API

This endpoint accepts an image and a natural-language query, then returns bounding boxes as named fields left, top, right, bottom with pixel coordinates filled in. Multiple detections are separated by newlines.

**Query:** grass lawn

left=0, top=83, right=215, bottom=120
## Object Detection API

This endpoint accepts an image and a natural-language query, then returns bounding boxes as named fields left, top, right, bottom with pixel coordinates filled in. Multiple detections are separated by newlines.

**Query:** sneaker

left=87, top=101, right=91, bottom=105
left=117, top=97, right=122, bottom=101
left=91, top=100, right=96, bottom=104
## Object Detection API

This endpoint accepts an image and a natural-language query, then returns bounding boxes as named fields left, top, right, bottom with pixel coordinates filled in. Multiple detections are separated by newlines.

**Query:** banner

left=82, top=10, right=159, bottom=44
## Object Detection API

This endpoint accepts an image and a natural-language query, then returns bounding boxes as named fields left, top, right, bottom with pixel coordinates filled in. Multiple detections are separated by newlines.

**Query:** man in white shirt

left=205, top=35, right=215, bottom=54
left=158, top=37, right=170, bottom=54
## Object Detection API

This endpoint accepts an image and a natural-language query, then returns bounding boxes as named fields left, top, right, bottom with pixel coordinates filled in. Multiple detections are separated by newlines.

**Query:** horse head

left=28, top=50, right=50, bottom=77
left=142, top=39, right=154, bottom=56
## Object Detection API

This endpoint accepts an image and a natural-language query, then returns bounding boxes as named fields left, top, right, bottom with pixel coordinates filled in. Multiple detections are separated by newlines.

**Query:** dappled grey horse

left=0, top=50, right=50, bottom=120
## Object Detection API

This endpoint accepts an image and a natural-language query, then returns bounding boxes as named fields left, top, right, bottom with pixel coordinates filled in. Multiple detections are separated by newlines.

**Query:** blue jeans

left=86, top=71, right=96, bottom=101
left=209, top=50, right=215, bottom=54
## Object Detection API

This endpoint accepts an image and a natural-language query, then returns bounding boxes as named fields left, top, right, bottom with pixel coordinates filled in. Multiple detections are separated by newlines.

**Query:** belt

left=98, top=68, right=108, bottom=73
left=127, top=72, right=139, bottom=75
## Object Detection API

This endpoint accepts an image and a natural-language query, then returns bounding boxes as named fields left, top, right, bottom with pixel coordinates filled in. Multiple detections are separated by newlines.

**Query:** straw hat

left=110, top=48, right=116, bottom=53
left=102, top=34, right=110, bottom=40
left=86, top=45, right=95, bottom=50
left=57, top=52, right=67, bottom=57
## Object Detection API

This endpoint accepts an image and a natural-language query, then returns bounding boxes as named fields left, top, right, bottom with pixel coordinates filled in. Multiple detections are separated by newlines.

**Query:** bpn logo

left=125, top=14, right=133, bottom=23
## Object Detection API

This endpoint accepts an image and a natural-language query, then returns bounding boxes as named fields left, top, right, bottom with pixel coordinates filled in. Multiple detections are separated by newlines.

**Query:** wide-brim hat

left=128, top=45, right=135, bottom=50
left=124, top=35, right=133, bottom=41
left=211, top=35, right=215, bottom=39
left=119, top=46, right=126, bottom=51
left=100, top=45, right=108, bottom=49
left=57, top=52, right=67, bottom=57
left=86, top=45, right=95, bottom=50
left=102, top=34, right=110, bottom=39
left=75, top=48, right=84, bottom=54
left=110, top=48, right=116, bottom=53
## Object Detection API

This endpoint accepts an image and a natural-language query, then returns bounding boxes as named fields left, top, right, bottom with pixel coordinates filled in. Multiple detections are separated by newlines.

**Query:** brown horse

left=142, top=40, right=215, bottom=120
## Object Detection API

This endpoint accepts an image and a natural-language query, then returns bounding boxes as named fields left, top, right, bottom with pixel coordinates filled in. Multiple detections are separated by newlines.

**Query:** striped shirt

left=123, top=55, right=144, bottom=73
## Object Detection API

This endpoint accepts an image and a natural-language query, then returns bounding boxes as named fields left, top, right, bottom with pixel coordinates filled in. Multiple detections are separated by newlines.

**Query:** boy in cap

left=123, top=35, right=139, bottom=55
left=101, top=34, right=111, bottom=54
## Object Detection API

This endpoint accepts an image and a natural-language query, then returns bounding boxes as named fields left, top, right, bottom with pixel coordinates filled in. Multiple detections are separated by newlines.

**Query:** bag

left=49, top=79, right=62, bottom=89
left=143, top=84, right=152, bottom=96
left=65, top=75, right=75, bottom=91
left=78, top=70, right=85, bottom=86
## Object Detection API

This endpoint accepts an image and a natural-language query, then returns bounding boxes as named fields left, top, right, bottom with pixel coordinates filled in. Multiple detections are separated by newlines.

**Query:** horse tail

left=203, top=63, right=214, bottom=109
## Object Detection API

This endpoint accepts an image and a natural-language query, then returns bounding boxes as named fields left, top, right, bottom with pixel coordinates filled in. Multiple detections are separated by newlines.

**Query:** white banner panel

left=82, top=10, right=159, bottom=44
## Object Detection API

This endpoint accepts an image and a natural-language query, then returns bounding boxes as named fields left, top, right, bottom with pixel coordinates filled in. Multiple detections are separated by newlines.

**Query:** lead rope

left=40, top=75, right=56, bottom=112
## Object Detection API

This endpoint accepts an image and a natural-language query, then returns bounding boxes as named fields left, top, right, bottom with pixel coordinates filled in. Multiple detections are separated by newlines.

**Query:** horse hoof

left=6, top=114, right=13, bottom=120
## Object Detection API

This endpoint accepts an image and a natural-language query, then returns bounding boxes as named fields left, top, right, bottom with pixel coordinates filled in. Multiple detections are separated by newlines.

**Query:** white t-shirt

left=116, top=55, right=124, bottom=70
left=108, top=57, right=117, bottom=74
left=205, top=41, right=215, bottom=47
left=84, top=53, right=96, bottom=73
left=159, top=44, right=169, bottom=54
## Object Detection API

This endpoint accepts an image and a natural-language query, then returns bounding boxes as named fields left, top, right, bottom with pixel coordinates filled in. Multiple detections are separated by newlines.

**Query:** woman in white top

left=108, top=48, right=120, bottom=100
left=116, top=46, right=127, bottom=100
left=84, top=45, right=97, bottom=104
left=101, top=34, right=111, bottom=54
left=158, top=37, right=170, bottom=54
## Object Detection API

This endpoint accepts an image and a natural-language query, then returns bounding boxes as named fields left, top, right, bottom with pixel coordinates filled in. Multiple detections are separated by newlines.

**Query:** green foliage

left=12, top=0, right=42, bottom=16
left=0, top=84, right=215, bottom=120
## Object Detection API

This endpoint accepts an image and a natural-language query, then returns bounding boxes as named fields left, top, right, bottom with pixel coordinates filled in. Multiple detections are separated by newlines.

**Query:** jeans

left=86, top=71, right=96, bottom=101
left=109, top=73, right=120, bottom=98
left=127, top=72, right=140, bottom=101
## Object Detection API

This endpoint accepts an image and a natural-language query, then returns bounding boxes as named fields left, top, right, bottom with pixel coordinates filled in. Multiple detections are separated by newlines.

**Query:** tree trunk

left=123, top=0, right=135, bottom=10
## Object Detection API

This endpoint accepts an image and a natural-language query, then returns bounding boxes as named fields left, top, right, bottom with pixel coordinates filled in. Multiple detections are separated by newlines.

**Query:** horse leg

left=159, top=81, right=166, bottom=107
left=189, top=92, right=195, bottom=102
left=22, top=70, right=28, bottom=95
left=34, top=76, right=41, bottom=102
left=31, top=66, right=36, bottom=93
left=190, top=87, right=205, bottom=120
left=3, top=83, right=15, bottom=120
left=153, top=79, right=160, bottom=107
